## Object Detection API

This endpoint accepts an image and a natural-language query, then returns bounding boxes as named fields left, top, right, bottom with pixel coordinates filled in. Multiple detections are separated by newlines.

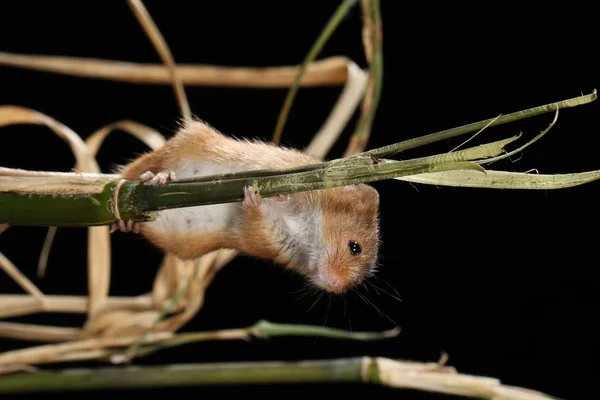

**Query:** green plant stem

left=0, top=181, right=118, bottom=227
left=272, top=0, right=359, bottom=144
left=0, top=157, right=484, bottom=227
left=356, top=90, right=597, bottom=158
left=0, top=356, right=558, bottom=399
left=351, top=0, right=383, bottom=140
left=0, top=359, right=368, bottom=393
left=132, top=320, right=401, bottom=360
left=0, top=131, right=516, bottom=226
left=0, top=91, right=596, bottom=227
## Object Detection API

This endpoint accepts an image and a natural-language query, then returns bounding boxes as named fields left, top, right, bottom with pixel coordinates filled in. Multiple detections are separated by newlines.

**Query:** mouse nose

left=327, top=276, right=346, bottom=294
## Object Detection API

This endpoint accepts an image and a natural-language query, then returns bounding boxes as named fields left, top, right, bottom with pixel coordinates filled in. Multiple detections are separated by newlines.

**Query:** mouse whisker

left=366, top=279, right=403, bottom=303
left=354, top=290, right=397, bottom=326
left=322, top=296, right=332, bottom=327
left=293, top=285, right=317, bottom=301
left=341, top=296, right=354, bottom=333
left=371, top=275, right=402, bottom=298
left=306, top=291, right=324, bottom=313
left=366, top=279, right=381, bottom=296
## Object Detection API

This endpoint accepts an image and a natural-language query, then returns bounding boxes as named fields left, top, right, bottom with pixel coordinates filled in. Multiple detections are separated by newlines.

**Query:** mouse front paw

left=109, top=219, right=141, bottom=234
left=243, top=186, right=262, bottom=209
left=139, top=170, right=176, bottom=186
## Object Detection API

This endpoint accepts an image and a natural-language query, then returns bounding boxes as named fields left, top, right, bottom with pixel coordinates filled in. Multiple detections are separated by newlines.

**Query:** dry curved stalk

left=80, top=120, right=166, bottom=170
left=126, top=0, right=190, bottom=121
left=0, top=106, right=99, bottom=173
left=0, top=253, right=45, bottom=303
left=306, top=61, right=367, bottom=156
left=0, top=295, right=154, bottom=320
left=0, top=52, right=368, bottom=158
left=0, top=322, right=81, bottom=342
left=0, top=332, right=173, bottom=366
left=0, top=51, right=352, bottom=87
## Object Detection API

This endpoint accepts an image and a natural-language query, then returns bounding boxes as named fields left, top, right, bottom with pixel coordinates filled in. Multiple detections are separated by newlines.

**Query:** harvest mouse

left=115, top=120, right=381, bottom=294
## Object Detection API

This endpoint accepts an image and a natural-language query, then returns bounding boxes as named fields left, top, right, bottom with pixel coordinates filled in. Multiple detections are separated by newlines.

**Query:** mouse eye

left=348, top=240, right=362, bottom=256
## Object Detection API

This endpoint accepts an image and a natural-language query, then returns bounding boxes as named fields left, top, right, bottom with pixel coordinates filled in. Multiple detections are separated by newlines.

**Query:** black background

left=1, top=2, right=598, bottom=399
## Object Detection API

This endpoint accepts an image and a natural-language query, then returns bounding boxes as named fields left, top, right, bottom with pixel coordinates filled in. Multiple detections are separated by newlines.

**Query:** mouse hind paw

left=110, top=219, right=141, bottom=234
left=243, top=186, right=262, bottom=209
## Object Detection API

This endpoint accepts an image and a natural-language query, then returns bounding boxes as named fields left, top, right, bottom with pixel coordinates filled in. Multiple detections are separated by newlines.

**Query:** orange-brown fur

left=118, top=120, right=381, bottom=294
left=120, top=121, right=322, bottom=179
left=320, top=185, right=380, bottom=289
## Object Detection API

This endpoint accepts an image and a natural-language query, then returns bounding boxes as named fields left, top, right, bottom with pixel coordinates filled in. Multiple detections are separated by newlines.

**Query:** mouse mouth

left=311, top=265, right=354, bottom=295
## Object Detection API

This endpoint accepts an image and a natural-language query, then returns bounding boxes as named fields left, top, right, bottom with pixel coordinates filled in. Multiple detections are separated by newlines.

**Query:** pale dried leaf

left=397, top=168, right=600, bottom=189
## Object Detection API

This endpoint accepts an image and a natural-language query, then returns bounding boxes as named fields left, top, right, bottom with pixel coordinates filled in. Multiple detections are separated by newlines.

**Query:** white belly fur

left=148, top=160, right=244, bottom=235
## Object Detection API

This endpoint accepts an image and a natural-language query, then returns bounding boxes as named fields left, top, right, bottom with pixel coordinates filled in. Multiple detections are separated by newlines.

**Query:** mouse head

left=308, top=183, right=381, bottom=294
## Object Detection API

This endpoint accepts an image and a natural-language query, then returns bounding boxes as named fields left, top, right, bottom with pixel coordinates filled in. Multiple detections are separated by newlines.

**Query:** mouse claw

left=109, top=219, right=141, bottom=233
left=243, top=186, right=262, bottom=208
left=140, top=170, right=176, bottom=186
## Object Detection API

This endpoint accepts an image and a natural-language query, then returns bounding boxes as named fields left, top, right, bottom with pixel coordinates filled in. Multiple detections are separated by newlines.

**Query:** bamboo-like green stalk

left=0, top=359, right=368, bottom=393
left=0, top=159, right=482, bottom=227
left=0, top=356, right=558, bottom=399
left=0, top=181, right=118, bottom=226
left=2, top=131, right=510, bottom=226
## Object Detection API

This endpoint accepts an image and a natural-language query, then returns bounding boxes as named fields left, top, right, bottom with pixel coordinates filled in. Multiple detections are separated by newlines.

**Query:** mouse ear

left=356, top=183, right=380, bottom=203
